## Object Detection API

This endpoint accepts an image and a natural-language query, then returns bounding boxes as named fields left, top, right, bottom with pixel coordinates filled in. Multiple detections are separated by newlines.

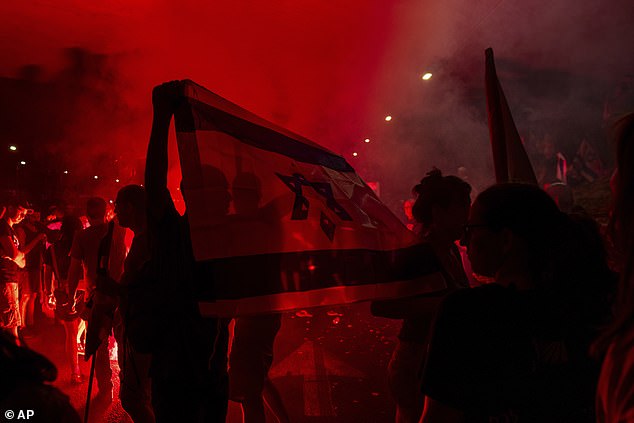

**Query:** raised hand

left=152, top=80, right=184, bottom=116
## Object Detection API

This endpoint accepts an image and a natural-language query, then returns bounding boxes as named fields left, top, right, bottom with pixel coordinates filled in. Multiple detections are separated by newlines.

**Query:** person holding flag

left=143, top=81, right=230, bottom=423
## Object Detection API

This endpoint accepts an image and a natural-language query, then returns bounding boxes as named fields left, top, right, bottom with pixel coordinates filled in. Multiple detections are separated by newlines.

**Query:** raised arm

left=144, top=81, right=183, bottom=221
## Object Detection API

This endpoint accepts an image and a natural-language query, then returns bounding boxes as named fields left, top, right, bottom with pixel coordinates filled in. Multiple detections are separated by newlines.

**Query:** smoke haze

left=1, top=0, right=632, bottom=211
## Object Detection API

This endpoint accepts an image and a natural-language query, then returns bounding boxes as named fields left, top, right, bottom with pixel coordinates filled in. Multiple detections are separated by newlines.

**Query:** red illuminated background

left=1, top=0, right=633, bottom=213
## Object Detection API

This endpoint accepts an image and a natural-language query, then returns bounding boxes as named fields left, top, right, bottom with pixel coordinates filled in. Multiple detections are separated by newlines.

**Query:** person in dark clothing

left=143, top=81, right=229, bottom=423
left=420, top=183, right=614, bottom=423
left=228, top=172, right=289, bottom=423
left=110, top=184, right=155, bottom=423
left=595, top=111, right=634, bottom=422
left=371, top=169, right=471, bottom=423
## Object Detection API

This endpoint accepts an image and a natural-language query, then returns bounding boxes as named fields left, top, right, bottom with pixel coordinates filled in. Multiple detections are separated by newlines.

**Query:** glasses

left=461, top=224, right=492, bottom=243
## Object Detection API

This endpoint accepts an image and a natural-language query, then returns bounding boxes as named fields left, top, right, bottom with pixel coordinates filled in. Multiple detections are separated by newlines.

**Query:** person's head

left=85, top=197, right=107, bottom=223
left=59, top=216, right=83, bottom=244
left=3, top=199, right=32, bottom=225
left=411, top=168, right=472, bottom=242
left=47, top=205, right=64, bottom=222
left=114, top=185, right=146, bottom=230
left=464, top=183, right=563, bottom=284
left=181, top=165, right=231, bottom=217
left=232, top=172, right=261, bottom=215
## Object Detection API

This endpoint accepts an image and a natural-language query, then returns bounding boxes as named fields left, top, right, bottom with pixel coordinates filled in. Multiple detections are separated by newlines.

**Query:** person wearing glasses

left=420, top=183, right=614, bottom=422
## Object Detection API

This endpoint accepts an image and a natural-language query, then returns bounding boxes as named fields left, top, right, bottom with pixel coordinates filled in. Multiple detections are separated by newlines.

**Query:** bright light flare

left=9, top=145, right=17, bottom=151
left=385, top=115, right=392, bottom=122
left=93, top=175, right=99, bottom=180
left=115, top=179, right=120, bottom=183
left=364, top=138, right=370, bottom=143
left=422, top=72, right=433, bottom=80
left=20, top=161, right=26, bottom=165
left=63, top=170, right=69, bottom=174
left=353, top=152, right=358, bottom=157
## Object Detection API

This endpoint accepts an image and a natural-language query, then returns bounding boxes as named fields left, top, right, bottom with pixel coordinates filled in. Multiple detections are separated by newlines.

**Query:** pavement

left=23, top=302, right=403, bottom=423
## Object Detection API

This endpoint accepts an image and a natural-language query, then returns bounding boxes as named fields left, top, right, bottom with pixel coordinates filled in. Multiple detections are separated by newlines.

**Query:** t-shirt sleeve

left=421, top=288, right=509, bottom=413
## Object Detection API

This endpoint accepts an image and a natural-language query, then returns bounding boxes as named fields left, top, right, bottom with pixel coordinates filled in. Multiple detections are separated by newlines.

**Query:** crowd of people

left=0, top=82, right=632, bottom=423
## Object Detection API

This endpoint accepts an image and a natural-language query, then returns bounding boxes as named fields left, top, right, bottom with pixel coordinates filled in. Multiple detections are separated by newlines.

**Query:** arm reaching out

left=145, top=81, right=184, bottom=221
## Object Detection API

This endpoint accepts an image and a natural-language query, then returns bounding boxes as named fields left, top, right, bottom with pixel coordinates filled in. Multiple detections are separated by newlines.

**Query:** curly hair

left=411, top=168, right=471, bottom=226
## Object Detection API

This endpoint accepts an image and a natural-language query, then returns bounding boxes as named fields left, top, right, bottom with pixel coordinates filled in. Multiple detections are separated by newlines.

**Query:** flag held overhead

left=171, top=80, right=446, bottom=316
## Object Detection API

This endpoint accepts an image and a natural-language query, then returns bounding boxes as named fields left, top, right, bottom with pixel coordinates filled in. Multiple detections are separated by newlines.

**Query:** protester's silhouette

left=110, top=184, right=155, bottom=423
left=421, top=183, right=613, bottom=422
left=228, top=172, right=289, bottom=423
left=143, top=81, right=230, bottom=423
left=0, top=329, right=81, bottom=423
left=594, top=111, right=634, bottom=422
left=371, top=169, right=471, bottom=423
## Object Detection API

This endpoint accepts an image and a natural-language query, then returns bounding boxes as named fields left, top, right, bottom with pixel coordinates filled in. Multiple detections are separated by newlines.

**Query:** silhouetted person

left=371, top=169, right=471, bottom=423
left=0, top=329, right=81, bottom=423
left=144, top=81, right=229, bottom=422
left=421, top=183, right=613, bottom=422
left=110, top=184, right=155, bottom=423
left=595, top=111, right=634, bottom=422
left=67, top=197, right=126, bottom=403
left=228, top=172, right=289, bottom=423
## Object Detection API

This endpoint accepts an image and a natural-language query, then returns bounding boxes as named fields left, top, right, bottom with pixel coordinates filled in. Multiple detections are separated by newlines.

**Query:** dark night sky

left=1, top=0, right=633, bottom=209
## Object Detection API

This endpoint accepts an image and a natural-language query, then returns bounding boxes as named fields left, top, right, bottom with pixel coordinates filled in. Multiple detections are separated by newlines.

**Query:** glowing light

left=20, top=161, right=26, bottom=165
left=115, top=179, right=120, bottom=183
left=422, top=72, right=433, bottom=80
left=9, top=145, right=17, bottom=151
left=385, top=115, right=392, bottom=122
left=352, top=152, right=358, bottom=157
left=364, top=138, right=370, bottom=143
left=63, top=170, right=69, bottom=174
left=109, top=200, right=114, bottom=204
left=93, top=175, right=99, bottom=180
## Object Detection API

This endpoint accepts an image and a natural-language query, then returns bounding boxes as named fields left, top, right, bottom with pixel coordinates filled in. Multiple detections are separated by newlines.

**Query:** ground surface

left=24, top=302, right=403, bottom=423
